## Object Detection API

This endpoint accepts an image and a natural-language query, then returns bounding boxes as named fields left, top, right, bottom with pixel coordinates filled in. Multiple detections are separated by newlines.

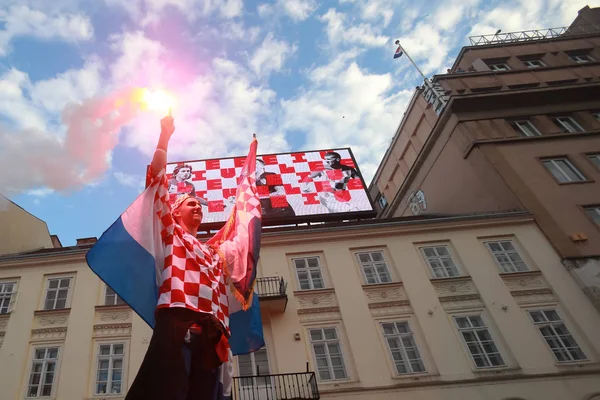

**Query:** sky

left=1, top=0, right=597, bottom=246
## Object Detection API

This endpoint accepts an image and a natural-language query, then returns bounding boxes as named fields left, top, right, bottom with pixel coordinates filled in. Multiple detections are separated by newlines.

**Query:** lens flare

left=130, top=88, right=175, bottom=114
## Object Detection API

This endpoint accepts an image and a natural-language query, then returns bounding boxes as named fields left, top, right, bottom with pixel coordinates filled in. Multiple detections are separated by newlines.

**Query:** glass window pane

left=294, top=259, right=305, bottom=269
left=307, top=258, right=319, bottom=268
left=48, top=280, right=59, bottom=289
left=59, top=279, right=70, bottom=288
left=113, top=344, right=124, bottom=355
left=358, top=253, right=370, bottom=263
left=371, top=252, right=384, bottom=262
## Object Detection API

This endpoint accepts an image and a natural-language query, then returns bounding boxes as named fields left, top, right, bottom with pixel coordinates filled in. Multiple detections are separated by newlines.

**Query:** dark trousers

left=125, top=307, right=226, bottom=400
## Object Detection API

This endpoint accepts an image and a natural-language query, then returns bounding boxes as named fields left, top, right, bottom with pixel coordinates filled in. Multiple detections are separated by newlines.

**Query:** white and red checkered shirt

left=149, top=168, right=230, bottom=333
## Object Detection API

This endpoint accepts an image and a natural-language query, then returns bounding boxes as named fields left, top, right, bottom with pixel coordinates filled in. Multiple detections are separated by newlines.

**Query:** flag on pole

left=393, top=41, right=403, bottom=59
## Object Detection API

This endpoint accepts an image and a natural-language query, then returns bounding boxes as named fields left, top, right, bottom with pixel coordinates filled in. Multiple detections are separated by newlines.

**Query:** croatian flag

left=393, top=43, right=403, bottom=59
left=85, top=137, right=264, bottom=359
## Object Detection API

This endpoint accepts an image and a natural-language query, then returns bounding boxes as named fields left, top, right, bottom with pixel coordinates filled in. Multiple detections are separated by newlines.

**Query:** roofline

left=0, top=211, right=533, bottom=262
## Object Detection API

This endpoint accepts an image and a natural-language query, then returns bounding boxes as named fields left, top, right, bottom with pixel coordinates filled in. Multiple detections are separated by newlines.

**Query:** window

left=593, top=112, right=600, bottom=122
left=587, top=153, right=600, bottom=171
left=381, top=322, right=426, bottom=374
left=488, top=63, right=510, bottom=71
left=523, top=59, right=545, bottom=68
left=355, top=251, right=392, bottom=284
left=27, top=347, right=59, bottom=397
left=43, top=277, right=72, bottom=310
left=95, top=343, right=125, bottom=395
left=485, top=240, right=528, bottom=273
left=309, top=328, right=347, bottom=381
left=454, top=315, right=505, bottom=368
left=0, top=281, right=17, bottom=314
left=104, top=286, right=125, bottom=306
left=293, top=257, right=324, bottom=290
left=528, top=310, right=587, bottom=362
left=568, top=54, right=594, bottom=63
left=584, top=206, right=600, bottom=226
left=420, top=245, right=460, bottom=278
left=510, top=120, right=541, bottom=137
left=542, top=158, right=586, bottom=183
left=553, top=116, right=584, bottom=133
left=237, top=347, right=270, bottom=387
left=378, top=194, right=388, bottom=209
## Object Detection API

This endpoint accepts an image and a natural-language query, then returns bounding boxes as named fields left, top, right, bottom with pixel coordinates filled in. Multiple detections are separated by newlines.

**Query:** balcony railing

left=255, top=277, right=287, bottom=299
left=468, top=25, right=600, bottom=46
left=232, top=371, right=319, bottom=400
left=255, top=276, right=288, bottom=313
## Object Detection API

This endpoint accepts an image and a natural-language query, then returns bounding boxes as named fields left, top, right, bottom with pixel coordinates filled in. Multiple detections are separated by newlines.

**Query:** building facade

left=369, top=6, right=600, bottom=311
left=2, top=202, right=600, bottom=400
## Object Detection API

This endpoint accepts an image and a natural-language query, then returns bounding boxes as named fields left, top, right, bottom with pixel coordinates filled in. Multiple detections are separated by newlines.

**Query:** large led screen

left=155, top=148, right=375, bottom=226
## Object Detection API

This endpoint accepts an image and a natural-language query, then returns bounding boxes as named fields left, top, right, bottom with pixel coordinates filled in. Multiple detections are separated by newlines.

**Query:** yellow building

left=1, top=197, right=600, bottom=400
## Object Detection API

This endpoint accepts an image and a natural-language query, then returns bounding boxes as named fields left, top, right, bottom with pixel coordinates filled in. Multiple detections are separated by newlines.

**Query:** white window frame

left=593, top=112, right=600, bottom=122
left=43, top=276, right=73, bottom=310
left=308, top=327, right=349, bottom=382
left=454, top=315, right=506, bottom=369
left=419, top=245, right=461, bottom=279
left=583, top=206, right=600, bottom=226
left=355, top=250, right=392, bottom=285
left=104, top=285, right=125, bottom=306
left=484, top=240, right=529, bottom=273
left=381, top=321, right=426, bottom=375
left=569, top=54, right=594, bottom=63
left=511, top=120, right=541, bottom=137
left=26, top=346, right=60, bottom=398
left=378, top=195, right=388, bottom=209
left=236, top=347, right=272, bottom=388
left=488, top=63, right=510, bottom=71
left=553, top=116, right=584, bottom=133
left=292, top=256, right=325, bottom=290
left=94, top=342, right=126, bottom=396
left=0, top=281, right=18, bottom=314
left=587, top=153, right=600, bottom=171
left=523, top=59, right=545, bottom=68
left=542, top=158, right=586, bottom=183
left=527, top=309, right=587, bottom=363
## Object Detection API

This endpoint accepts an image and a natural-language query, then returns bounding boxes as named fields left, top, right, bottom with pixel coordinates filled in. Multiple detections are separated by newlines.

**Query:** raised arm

left=150, top=115, right=175, bottom=178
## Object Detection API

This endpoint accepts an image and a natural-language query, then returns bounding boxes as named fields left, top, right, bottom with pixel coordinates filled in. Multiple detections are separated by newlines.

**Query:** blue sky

left=1, top=0, right=596, bottom=246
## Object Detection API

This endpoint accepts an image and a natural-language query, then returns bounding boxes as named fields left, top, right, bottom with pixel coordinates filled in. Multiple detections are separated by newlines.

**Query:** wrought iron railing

left=232, top=371, right=319, bottom=400
left=255, top=277, right=287, bottom=298
left=468, top=25, right=600, bottom=46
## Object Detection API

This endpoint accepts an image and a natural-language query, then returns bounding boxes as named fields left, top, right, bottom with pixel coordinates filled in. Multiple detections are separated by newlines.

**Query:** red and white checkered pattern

left=148, top=169, right=230, bottom=332
left=165, top=149, right=371, bottom=223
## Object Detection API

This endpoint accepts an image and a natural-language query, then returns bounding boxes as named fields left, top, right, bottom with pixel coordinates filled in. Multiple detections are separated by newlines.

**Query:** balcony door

left=237, top=347, right=273, bottom=399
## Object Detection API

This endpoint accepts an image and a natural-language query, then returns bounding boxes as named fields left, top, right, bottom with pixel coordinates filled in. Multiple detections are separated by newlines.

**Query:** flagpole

left=395, top=40, right=427, bottom=81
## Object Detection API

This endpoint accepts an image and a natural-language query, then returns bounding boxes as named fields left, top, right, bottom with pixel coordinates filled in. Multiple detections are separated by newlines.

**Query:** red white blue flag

left=393, top=44, right=404, bottom=59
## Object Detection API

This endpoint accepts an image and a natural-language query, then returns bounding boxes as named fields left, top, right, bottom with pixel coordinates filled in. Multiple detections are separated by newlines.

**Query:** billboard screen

left=154, top=148, right=375, bottom=227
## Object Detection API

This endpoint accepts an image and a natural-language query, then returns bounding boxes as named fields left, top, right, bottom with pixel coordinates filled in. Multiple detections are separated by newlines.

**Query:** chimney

left=76, top=237, right=97, bottom=246
left=50, top=235, right=63, bottom=248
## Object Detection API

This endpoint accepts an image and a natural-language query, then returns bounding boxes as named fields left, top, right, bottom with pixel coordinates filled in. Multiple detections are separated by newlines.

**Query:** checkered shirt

left=149, top=168, right=230, bottom=333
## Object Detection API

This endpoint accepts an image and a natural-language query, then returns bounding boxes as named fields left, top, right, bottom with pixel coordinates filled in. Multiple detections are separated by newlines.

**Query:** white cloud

left=109, top=31, right=165, bottom=85
left=320, top=8, right=389, bottom=48
left=104, top=0, right=244, bottom=24
left=469, top=0, right=599, bottom=36
left=27, top=188, right=55, bottom=197
left=0, top=69, right=47, bottom=132
left=340, top=0, right=395, bottom=27
left=257, top=0, right=317, bottom=22
left=281, top=52, right=412, bottom=183
left=0, top=5, right=93, bottom=56
left=250, top=33, right=297, bottom=76
left=113, top=171, right=145, bottom=192
left=31, top=59, right=103, bottom=113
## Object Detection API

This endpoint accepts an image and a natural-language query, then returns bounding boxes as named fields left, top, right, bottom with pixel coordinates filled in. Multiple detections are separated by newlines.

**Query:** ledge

left=95, top=304, right=131, bottom=311
left=499, top=270, right=542, bottom=279
left=361, top=282, right=404, bottom=290
left=34, top=308, right=71, bottom=316
left=429, top=276, right=472, bottom=283
left=293, top=288, right=335, bottom=296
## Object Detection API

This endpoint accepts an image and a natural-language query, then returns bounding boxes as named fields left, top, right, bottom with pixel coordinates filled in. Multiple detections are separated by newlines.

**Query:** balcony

left=255, top=276, right=288, bottom=313
left=232, top=371, right=319, bottom=400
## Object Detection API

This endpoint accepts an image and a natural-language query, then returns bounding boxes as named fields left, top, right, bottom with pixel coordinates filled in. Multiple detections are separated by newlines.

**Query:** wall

left=0, top=197, right=53, bottom=255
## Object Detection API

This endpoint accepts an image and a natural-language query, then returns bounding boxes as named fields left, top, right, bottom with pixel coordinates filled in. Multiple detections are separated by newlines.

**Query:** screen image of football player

left=168, top=163, right=208, bottom=207
left=256, top=158, right=296, bottom=218
left=302, top=151, right=362, bottom=213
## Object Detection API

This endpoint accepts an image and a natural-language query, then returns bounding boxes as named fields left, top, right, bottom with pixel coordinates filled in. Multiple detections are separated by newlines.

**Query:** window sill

left=293, top=288, right=335, bottom=296
left=34, top=308, right=71, bottom=316
left=557, top=180, right=595, bottom=186
left=95, top=304, right=130, bottom=311
left=361, top=282, right=403, bottom=290
left=499, top=270, right=541, bottom=278
left=555, top=360, right=599, bottom=370
left=429, top=276, right=471, bottom=283
left=391, top=371, right=437, bottom=381
left=472, top=365, right=521, bottom=376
